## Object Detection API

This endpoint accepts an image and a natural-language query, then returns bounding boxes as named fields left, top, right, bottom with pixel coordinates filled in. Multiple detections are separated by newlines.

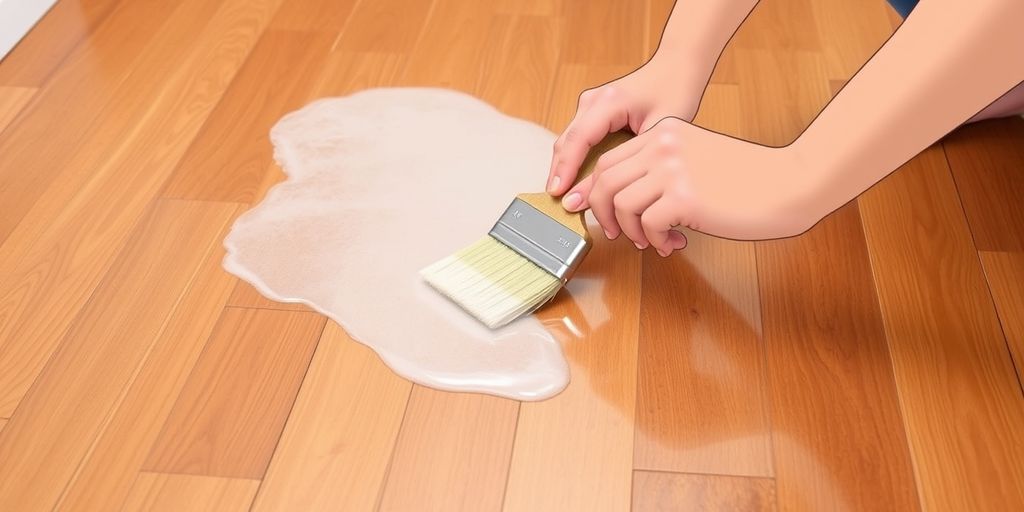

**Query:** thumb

left=548, top=100, right=628, bottom=196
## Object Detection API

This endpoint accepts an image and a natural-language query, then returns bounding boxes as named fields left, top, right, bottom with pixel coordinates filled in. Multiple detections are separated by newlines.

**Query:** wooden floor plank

left=0, top=0, right=1018, bottom=509
left=943, top=116, right=1024, bottom=387
left=54, top=210, right=243, bottom=512
left=121, top=472, right=258, bottom=512
left=227, top=281, right=312, bottom=312
left=0, top=0, right=282, bottom=418
left=731, top=0, right=822, bottom=53
left=333, top=0, right=434, bottom=53
left=942, top=117, right=1024, bottom=251
left=632, top=471, right=776, bottom=512
left=0, top=0, right=189, bottom=244
left=738, top=41, right=918, bottom=510
left=267, top=0, right=357, bottom=32
left=859, top=147, right=1024, bottom=511
left=0, top=86, right=36, bottom=135
left=0, top=0, right=122, bottom=86
left=499, top=57, right=641, bottom=512
left=559, top=0, right=646, bottom=66
left=249, top=325, right=412, bottom=511
left=475, top=14, right=559, bottom=121
left=378, top=387, right=519, bottom=512
left=635, top=228, right=772, bottom=477
left=376, top=8, right=556, bottom=510
left=757, top=204, right=920, bottom=511
left=809, top=0, right=894, bottom=80
left=980, top=251, right=1024, bottom=386
left=237, top=34, right=416, bottom=508
left=400, top=0, right=507, bottom=91
left=502, top=235, right=641, bottom=512
left=635, top=84, right=772, bottom=478
left=0, top=200, right=239, bottom=511
left=161, top=30, right=333, bottom=203
left=734, top=48, right=832, bottom=146
left=143, top=308, right=325, bottom=479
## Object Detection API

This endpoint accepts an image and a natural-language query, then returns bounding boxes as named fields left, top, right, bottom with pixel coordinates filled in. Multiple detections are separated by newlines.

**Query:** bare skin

left=548, top=0, right=1024, bottom=257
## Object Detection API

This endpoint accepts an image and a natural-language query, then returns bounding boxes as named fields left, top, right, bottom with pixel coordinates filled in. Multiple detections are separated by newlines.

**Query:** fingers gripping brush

left=421, top=130, right=632, bottom=328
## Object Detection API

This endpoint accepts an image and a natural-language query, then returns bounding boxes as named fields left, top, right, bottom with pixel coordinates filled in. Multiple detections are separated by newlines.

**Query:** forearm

left=652, top=0, right=760, bottom=80
left=795, top=0, right=1024, bottom=214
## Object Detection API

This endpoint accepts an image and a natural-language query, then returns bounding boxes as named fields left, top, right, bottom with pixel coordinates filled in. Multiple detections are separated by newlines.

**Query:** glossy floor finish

left=0, top=0, right=1021, bottom=511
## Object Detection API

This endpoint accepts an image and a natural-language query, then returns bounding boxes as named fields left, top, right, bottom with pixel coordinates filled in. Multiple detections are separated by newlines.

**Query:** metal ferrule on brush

left=488, top=198, right=590, bottom=283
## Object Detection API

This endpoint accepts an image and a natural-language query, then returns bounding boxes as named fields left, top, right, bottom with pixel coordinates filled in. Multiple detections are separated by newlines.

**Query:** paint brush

left=420, top=130, right=632, bottom=328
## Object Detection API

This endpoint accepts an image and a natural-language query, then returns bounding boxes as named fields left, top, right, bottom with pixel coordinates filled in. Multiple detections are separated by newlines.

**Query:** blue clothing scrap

left=888, top=0, right=919, bottom=18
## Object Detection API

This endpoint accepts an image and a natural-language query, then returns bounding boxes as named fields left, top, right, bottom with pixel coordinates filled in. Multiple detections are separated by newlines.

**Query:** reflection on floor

left=0, top=0, right=1021, bottom=511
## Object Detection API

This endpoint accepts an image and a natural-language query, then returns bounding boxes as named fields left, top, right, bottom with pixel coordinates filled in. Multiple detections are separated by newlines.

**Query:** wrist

left=647, top=42, right=719, bottom=86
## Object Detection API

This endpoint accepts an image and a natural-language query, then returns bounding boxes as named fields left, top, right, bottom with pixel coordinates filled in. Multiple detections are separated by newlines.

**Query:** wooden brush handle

left=517, top=130, right=634, bottom=238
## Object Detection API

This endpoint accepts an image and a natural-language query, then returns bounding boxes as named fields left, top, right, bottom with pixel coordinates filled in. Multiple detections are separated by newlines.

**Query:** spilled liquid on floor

left=224, top=88, right=608, bottom=400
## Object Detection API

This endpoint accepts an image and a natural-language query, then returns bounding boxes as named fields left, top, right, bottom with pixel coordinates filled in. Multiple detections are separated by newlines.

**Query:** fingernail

left=562, top=192, right=581, bottom=210
left=547, top=175, right=560, bottom=193
left=603, top=229, right=614, bottom=239
left=634, top=242, right=646, bottom=250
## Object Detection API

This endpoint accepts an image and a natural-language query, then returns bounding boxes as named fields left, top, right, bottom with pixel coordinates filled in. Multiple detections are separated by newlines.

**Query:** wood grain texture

left=632, top=471, right=776, bottom=512
left=734, top=48, right=832, bottom=146
left=249, top=325, right=412, bottom=511
left=499, top=59, right=641, bottom=512
left=737, top=36, right=918, bottom=510
left=693, top=81, right=742, bottom=137
left=731, top=0, right=822, bottom=53
left=859, top=147, right=1024, bottom=511
left=54, top=214, right=242, bottom=512
left=400, top=0, right=518, bottom=91
left=121, top=473, right=258, bottom=512
left=0, top=200, right=239, bottom=511
left=1, top=1, right=1022, bottom=510
left=980, top=251, right=1024, bottom=385
left=0, top=86, right=35, bottom=135
left=0, top=0, right=190, bottom=243
left=809, top=0, right=894, bottom=79
left=161, top=30, right=333, bottom=202
left=239, top=50, right=409, bottom=215
left=267, top=0, right=357, bottom=32
left=757, top=204, right=920, bottom=511
left=333, top=0, right=434, bottom=53
left=0, top=0, right=122, bottom=86
left=227, top=280, right=312, bottom=311
left=943, top=117, right=1024, bottom=251
left=635, top=84, right=771, bottom=478
left=635, top=229, right=772, bottom=477
left=475, top=14, right=558, bottom=121
left=0, top=0, right=282, bottom=418
left=502, top=235, right=641, bottom=512
left=377, top=9, right=558, bottom=510
left=143, top=308, right=325, bottom=478
left=377, top=387, right=518, bottom=512
left=559, top=0, right=646, bottom=66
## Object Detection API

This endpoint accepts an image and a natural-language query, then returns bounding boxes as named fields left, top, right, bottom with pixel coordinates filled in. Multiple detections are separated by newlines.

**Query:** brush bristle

left=420, top=236, right=562, bottom=328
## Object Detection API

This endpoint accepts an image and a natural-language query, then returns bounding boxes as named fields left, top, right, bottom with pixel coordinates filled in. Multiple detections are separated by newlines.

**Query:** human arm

left=561, top=0, right=1024, bottom=255
left=545, top=0, right=759, bottom=196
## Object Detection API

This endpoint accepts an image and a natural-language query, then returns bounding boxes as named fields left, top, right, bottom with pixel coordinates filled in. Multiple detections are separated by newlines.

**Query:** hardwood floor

left=0, top=0, right=1021, bottom=510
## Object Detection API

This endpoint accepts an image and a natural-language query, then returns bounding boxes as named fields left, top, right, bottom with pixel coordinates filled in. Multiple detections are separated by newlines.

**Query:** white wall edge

left=0, top=0, right=60, bottom=60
